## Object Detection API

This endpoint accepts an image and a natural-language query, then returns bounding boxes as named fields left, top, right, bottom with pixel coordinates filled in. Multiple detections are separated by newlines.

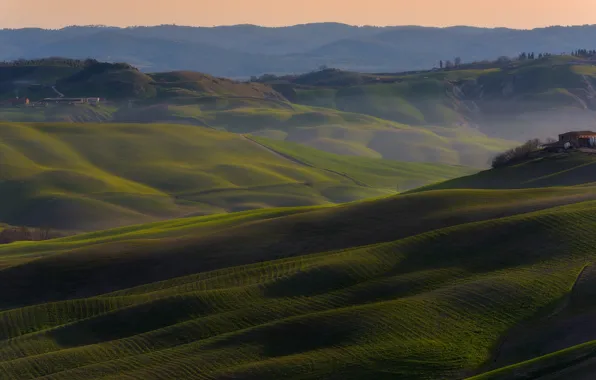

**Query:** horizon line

left=3, top=22, right=596, bottom=32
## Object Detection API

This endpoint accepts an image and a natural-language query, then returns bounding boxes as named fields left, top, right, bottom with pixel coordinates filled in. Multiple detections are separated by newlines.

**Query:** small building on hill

left=0, top=97, right=29, bottom=107
left=558, top=131, right=596, bottom=148
left=43, top=97, right=86, bottom=105
left=12, top=97, right=29, bottom=106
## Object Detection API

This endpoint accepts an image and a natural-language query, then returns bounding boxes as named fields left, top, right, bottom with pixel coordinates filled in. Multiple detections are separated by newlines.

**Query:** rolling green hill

left=2, top=181, right=596, bottom=378
left=6, top=57, right=596, bottom=147
left=0, top=59, right=518, bottom=168
left=249, top=135, right=476, bottom=190
left=411, top=151, right=596, bottom=192
left=0, top=122, right=474, bottom=231
left=3, top=53, right=596, bottom=380
left=264, top=56, right=596, bottom=141
left=0, top=59, right=285, bottom=102
left=122, top=102, right=513, bottom=167
left=0, top=103, right=513, bottom=167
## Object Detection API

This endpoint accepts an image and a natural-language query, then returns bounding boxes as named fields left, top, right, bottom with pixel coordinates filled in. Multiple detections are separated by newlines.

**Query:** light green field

left=4, top=103, right=514, bottom=168
left=0, top=60, right=522, bottom=168
left=0, top=122, right=364, bottom=230
left=2, top=185, right=596, bottom=379
left=0, top=122, right=478, bottom=230
left=249, top=135, right=476, bottom=190
left=181, top=103, right=513, bottom=167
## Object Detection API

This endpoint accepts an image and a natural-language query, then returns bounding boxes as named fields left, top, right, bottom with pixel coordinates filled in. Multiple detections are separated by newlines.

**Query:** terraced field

left=0, top=122, right=474, bottom=231
left=2, top=184, right=596, bottom=379
left=4, top=58, right=596, bottom=379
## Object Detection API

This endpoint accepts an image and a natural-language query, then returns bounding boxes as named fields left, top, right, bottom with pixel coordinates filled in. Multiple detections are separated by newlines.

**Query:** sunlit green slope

left=246, top=136, right=476, bottom=190
left=2, top=185, right=596, bottom=379
left=0, top=122, right=476, bottom=230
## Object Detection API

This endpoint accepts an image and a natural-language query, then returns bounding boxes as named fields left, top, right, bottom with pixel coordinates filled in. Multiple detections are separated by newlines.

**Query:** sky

left=2, top=0, right=596, bottom=29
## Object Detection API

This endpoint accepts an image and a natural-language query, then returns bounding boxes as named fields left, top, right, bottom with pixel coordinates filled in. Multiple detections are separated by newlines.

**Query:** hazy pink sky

left=2, top=0, right=596, bottom=29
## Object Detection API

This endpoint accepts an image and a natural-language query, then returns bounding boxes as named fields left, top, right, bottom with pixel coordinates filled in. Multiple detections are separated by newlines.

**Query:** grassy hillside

left=0, top=122, right=477, bottom=231
left=5, top=57, right=596, bottom=146
left=2, top=184, right=596, bottom=378
left=264, top=57, right=596, bottom=141
left=142, top=103, right=513, bottom=167
left=0, top=59, right=285, bottom=101
left=0, top=59, right=519, bottom=168
left=249, top=135, right=476, bottom=190
left=411, top=151, right=596, bottom=192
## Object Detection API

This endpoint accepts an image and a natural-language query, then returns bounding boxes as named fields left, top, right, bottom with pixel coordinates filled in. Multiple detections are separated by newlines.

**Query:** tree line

left=0, top=226, right=62, bottom=244
left=0, top=58, right=138, bottom=71
left=491, top=138, right=558, bottom=168
left=0, top=58, right=96, bottom=67
left=438, top=48, right=596, bottom=70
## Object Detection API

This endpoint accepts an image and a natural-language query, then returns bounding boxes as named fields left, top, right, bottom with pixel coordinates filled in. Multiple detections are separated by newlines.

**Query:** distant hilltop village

left=0, top=96, right=102, bottom=108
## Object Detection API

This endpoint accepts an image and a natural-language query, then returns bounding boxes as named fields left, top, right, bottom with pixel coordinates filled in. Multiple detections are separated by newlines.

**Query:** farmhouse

left=558, top=131, right=596, bottom=148
left=42, top=97, right=102, bottom=105
left=0, top=97, right=30, bottom=107
left=43, top=97, right=86, bottom=104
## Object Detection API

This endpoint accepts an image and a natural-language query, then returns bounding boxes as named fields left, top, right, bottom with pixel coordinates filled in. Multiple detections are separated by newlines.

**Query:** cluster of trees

left=439, top=57, right=462, bottom=69
left=0, top=58, right=94, bottom=67
left=0, top=58, right=138, bottom=71
left=491, top=138, right=556, bottom=168
left=571, top=49, right=596, bottom=57
left=517, top=52, right=553, bottom=60
left=0, top=226, right=59, bottom=244
left=438, top=52, right=552, bottom=70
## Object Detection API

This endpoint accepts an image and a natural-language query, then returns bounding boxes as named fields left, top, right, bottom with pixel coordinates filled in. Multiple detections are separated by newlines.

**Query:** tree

left=497, top=56, right=511, bottom=64
left=445, top=60, right=454, bottom=69
left=454, top=57, right=462, bottom=66
left=491, top=138, right=544, bottom=168
left=38, top=227, right=52, bottom=241
left=440, top=60, right=443, bottom=69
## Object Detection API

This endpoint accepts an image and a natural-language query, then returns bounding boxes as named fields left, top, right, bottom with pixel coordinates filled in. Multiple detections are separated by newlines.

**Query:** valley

left=2, top=52, right=596, bottom=380
left=2, top=151, right=596, bottom=379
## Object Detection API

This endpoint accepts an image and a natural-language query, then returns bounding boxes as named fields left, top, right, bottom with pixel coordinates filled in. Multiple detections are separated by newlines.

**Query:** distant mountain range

left=4, top=23, right=596, bottom=77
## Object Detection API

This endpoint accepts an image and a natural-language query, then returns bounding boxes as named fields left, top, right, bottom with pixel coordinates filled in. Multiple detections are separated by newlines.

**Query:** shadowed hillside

left=2, top=180, right=596, bottom=378
left=411, top=150, right=596, bottom=192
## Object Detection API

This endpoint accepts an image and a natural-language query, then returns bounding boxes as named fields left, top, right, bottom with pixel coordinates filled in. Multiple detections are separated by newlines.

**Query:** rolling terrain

left=261, top=56, right=596, bottom=141
left=0, top=122, right=473, bottom=231
left=5, top=23, right=596, bottom=76
left=2, top=29, right=596, bottom=380
left=0, top=59, right=516, bottom=167
left=1, top=162, right=596, bottom=378
left=7, top=55, right=596, bottom=151
left=412, top=150, right=596, bottom=192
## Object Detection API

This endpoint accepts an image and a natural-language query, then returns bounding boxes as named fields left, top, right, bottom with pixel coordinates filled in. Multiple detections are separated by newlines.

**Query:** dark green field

left=0, top=151, right=596, bottom=378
